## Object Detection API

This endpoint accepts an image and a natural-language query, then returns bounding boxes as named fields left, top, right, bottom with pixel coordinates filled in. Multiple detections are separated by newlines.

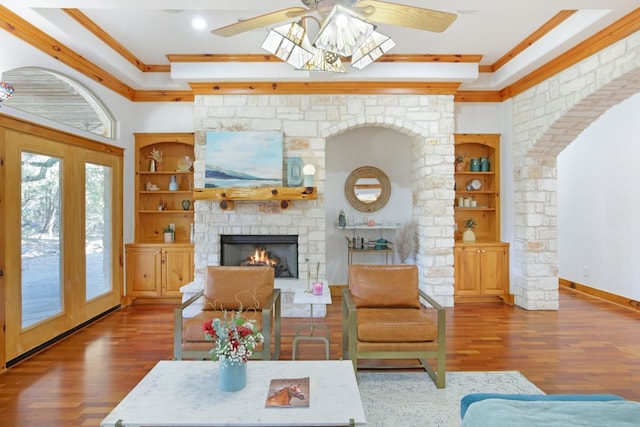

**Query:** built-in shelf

left=339, top=224, right=398, bottom=230
left=140, top=210, right=194, bottom=214
left=455, top=207, right=497, bottom=211
left=139, top=171, right=193, bottom=175
left=141, top=191, right=192, bottom=194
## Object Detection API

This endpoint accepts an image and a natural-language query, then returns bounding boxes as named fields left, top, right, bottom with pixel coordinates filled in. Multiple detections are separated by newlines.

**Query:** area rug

left=357, top=371, right=544, bottom=427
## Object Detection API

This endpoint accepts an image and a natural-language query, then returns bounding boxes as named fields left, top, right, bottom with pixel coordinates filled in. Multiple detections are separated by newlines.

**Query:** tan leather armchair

left=342, top=264, right=446, bottom=388
left=174, top=266, right=281, bottom=360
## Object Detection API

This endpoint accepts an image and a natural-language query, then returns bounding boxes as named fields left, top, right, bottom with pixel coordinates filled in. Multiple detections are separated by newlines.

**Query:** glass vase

left=218, top=358, right=247, bottom=392
left=169, top=175, right=178, bottom=191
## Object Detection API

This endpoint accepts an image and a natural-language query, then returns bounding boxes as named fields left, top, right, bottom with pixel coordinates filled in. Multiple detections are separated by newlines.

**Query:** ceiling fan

left=212, top=0, right=457, bottom=38
left=211, top=0, right=456, bottom=72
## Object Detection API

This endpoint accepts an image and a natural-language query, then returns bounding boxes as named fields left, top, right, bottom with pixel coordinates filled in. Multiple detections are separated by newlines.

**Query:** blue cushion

left=460, top=393, right=625, bottom=419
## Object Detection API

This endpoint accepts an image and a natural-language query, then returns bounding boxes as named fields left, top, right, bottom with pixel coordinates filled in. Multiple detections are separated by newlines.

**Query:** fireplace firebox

left=220, top=235, right=298, bottom=279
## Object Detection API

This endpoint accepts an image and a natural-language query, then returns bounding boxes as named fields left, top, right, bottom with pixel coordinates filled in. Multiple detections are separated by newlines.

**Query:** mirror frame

left=344, top=166, right=391, bottom=213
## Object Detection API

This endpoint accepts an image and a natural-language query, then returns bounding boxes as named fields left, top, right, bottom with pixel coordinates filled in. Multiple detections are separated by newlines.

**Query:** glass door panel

left=3, top=121, right=123, bottom=366
left=21, top=152, right=63, bottom=328
left=85, top=162, right=113, bottom=300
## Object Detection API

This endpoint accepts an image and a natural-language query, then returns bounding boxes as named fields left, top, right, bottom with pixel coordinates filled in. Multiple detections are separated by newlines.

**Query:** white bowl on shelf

left=176, top=156, right=193, bottom=171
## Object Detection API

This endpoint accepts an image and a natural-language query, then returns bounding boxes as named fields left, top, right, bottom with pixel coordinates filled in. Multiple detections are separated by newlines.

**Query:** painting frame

left=204, top=131, right=284, bottom=188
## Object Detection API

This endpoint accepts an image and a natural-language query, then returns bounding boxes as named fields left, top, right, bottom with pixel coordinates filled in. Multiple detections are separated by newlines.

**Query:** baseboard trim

left=559, top=278, right=640, bottom=313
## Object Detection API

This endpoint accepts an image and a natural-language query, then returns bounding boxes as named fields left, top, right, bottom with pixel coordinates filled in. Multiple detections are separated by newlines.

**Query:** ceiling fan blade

left=355, top=0, right=457, bottom=33
left=212, top=7, right=308, bottom=37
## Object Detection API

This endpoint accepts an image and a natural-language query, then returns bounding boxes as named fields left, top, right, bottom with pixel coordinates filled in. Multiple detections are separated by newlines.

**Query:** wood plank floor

left=1, top=287, right=639, bottom=426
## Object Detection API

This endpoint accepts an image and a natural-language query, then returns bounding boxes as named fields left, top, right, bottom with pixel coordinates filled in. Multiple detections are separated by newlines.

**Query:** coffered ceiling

left=1, top=1, right=639, bottom=99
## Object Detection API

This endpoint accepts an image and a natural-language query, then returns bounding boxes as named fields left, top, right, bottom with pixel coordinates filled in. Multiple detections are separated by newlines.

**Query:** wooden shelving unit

left=125, top=132, right=195, bottom=304
left=454, top=133, right=510, bottom=303
left=454, top=134, right=501, bottom=242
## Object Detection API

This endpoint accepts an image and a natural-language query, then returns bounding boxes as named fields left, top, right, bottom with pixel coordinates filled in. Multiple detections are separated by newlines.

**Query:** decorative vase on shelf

left=286, top=156, right=304, bottom=187
left=462, top=228, right=476, bottom=242
left=169, top=175, right=178, bottom=191
left=218, top=358, right=247, bottom=392
left=480, top=157, right=490, bottom=172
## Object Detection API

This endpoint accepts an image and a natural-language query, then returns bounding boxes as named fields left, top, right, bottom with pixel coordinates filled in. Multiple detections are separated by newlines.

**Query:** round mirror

left=344, top=166, right=391, bottom=212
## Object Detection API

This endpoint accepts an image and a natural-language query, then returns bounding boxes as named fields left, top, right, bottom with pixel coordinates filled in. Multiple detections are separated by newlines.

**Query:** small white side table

left=292, top=284, right=332, bottom=360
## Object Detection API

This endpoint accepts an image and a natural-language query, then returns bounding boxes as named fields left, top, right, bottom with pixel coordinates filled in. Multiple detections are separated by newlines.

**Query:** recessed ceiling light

left=192, top=17, right=207, bottom=31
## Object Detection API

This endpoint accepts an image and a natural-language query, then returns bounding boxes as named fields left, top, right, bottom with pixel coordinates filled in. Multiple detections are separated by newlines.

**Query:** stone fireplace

left=220, top=234, right=298, bottom=279
left=191, top=93, right=456, bottom=309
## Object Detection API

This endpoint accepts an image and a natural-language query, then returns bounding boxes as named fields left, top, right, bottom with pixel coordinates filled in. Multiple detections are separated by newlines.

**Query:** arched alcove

left=325, top=126, right=413, bottom=285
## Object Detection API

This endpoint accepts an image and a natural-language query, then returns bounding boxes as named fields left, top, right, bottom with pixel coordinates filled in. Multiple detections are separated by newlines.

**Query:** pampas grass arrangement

left=395, top=220, right=417, bottom=264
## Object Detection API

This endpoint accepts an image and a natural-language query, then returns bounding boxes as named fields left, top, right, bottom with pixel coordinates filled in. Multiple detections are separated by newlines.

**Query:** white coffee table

left=101, top=360, right=365, bottom=427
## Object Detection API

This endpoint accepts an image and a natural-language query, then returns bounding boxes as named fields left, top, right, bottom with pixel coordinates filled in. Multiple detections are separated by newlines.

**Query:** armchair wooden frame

left=342, top=288, right=446, bottom=388
left=173, top=288, right=281, bottom=361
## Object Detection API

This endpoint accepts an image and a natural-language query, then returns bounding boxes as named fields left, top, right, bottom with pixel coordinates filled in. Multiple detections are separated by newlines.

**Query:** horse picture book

left=265, top=377, right=310, bottom=408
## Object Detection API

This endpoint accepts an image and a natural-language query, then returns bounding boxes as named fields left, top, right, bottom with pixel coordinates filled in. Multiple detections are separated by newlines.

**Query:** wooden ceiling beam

left=0, top=5, right=136, bottom=100
left=189, top=81, right=460, bottom=95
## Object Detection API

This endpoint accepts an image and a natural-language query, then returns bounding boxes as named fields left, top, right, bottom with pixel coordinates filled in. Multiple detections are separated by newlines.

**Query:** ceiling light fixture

left=192, top=17, right=207, bottom=31
left=261, top=21, right=315, bottom=70
left=299, top=46, right=346, bottom=73
left=350, top=31, right=395, bottom=69
left=313, top=5, right=375, bottom=57
left=261, top=5, right=395, bottom=73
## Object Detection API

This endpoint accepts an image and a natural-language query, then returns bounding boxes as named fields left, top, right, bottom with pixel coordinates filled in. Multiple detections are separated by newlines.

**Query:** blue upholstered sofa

left=461, top=393, right=640, bottom=426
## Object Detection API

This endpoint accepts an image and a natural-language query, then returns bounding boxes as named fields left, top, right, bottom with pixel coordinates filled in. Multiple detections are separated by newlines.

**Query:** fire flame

left=249, top=249, right=276, bottom=266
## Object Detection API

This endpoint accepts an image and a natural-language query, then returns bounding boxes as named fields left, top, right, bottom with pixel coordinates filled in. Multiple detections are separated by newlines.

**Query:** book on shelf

left=265, top=377, right=310, bottom=408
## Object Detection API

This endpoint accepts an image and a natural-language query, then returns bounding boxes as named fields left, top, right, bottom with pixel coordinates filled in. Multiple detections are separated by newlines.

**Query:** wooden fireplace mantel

left=192, top=186, right=317, bottom=210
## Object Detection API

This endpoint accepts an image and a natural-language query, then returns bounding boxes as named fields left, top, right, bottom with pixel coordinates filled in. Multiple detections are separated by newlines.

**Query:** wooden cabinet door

left=162, top=247, right=193, bottom=296
left=479, top=245, right=508, bottom=296
left=126, top=246, right=161, bottom=296
left=454, top=245, right=482, bottom=296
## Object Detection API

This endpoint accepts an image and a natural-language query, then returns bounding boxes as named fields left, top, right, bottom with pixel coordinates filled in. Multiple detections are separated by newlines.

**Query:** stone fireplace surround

left=188, top=94, right=456, bottom=315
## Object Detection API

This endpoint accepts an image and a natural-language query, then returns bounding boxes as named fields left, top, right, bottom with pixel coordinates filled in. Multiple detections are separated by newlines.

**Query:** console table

left=101, top=360, right=366, bottom=427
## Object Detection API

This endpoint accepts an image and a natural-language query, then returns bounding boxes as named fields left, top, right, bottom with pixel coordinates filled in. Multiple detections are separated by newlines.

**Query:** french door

left=1, top=121, right=123, bottom=363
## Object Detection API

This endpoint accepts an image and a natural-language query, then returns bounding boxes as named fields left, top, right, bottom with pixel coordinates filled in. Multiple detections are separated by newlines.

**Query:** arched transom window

left=2, top=67, right=115, bottom=139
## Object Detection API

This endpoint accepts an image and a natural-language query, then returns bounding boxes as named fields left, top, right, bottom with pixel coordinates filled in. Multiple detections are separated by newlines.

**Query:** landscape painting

left=204, top=131, right=283, bottom=188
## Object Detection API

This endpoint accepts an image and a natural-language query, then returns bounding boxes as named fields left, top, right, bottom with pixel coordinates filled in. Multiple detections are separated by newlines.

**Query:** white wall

left=131, top=103, right=194, bottom=134
left=455, top=103, right=504, bottom=133
left=558, top=92, right=640, bottom=300
left=325, top=127, right=413, bottom=285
